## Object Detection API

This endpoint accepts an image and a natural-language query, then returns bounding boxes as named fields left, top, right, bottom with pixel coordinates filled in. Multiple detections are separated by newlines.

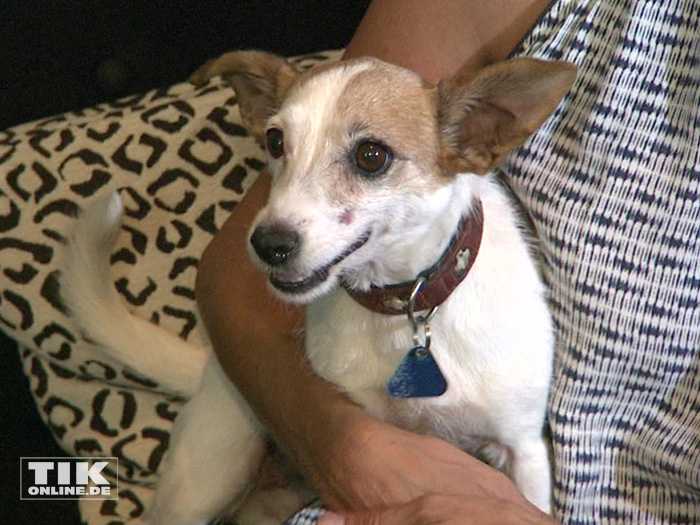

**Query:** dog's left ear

left=190, top=51, right=300, bottom=141
left=437, top=58, right=576, bottom=175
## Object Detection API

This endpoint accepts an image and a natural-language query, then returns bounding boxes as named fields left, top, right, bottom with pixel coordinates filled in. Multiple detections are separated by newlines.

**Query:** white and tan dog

left=62, top=52, right=575, bottom=524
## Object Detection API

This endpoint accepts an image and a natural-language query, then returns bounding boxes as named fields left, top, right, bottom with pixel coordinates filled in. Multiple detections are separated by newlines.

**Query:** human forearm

left=195, top=173, right=374, bottom=506
left=344, top=0, right=551, bottom=83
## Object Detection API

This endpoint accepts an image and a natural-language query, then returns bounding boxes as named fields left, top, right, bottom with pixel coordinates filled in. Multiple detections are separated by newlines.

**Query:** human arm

left=195, top=0, right=553, bottom=515
left=321, top=494, right=555, bottom=525
left=343, top=0, right=551, bottom=83
left=195, top=172, right=370, bottom=509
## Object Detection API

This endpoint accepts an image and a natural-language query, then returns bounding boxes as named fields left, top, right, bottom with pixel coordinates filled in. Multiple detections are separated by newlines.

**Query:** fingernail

left=318, top=511, right=345, bottom=525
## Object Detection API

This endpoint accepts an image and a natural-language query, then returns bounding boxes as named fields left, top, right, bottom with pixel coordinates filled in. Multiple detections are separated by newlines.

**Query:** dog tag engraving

left=386, top=346, right=447, bottom=398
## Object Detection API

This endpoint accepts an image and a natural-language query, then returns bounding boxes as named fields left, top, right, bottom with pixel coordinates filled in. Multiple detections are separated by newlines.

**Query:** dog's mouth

left=269, top=230, right=371, bottom=295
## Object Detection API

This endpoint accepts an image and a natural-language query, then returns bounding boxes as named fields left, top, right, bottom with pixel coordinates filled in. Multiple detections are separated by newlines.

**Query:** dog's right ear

left=190, top=51, right=300, bottom=141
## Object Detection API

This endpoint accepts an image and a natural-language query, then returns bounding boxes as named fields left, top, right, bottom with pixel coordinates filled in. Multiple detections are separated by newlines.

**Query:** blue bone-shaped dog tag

left=386, top=346, right=448, bottom=398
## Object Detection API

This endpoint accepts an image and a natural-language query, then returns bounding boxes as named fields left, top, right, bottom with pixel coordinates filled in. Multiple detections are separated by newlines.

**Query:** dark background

left=0, top=1, right=370, bottom=522
left=0, top=1, right=370, bottom=130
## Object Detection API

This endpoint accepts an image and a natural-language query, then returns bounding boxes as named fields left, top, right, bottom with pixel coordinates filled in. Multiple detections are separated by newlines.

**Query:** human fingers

left=311, top=416, right=525, bottom=510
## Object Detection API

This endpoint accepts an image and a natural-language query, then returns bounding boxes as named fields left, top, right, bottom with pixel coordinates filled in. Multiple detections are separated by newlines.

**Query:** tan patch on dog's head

left=332, top=58, right=445, bottom=188
left=208, top=52, right=575, bottom=184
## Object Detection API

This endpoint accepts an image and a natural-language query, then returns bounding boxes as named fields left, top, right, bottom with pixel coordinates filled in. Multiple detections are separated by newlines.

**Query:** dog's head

left=214, top=52, right=575, bottom=303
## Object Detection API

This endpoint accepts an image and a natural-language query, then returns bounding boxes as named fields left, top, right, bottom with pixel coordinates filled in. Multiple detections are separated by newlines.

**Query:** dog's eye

left=266, top=128, right=284, bottom=159
left=354, top=141, right=393, bottom=177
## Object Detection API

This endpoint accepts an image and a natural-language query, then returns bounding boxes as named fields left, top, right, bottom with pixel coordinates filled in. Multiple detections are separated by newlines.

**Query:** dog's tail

left=61, top=190, right=207, bottom=398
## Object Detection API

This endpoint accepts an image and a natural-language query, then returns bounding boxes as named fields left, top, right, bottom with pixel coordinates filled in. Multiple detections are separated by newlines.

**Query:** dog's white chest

left=304, top=191, right=556, bottom=454
left=305, top=287, right=504, bottom=443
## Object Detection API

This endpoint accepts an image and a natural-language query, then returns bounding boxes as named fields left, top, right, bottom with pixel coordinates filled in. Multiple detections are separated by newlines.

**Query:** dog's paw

left=476, top=439, right=509, bottom=471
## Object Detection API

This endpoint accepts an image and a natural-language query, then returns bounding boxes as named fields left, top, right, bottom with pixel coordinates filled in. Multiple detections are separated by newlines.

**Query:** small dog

left=62, top=52, right=575, bottom=524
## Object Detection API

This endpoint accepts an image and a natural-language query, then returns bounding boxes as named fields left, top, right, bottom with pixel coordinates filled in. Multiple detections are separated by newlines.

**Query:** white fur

left=62, top=58, right=556, bottom=523
left=61, top=191, right=208, bottom=398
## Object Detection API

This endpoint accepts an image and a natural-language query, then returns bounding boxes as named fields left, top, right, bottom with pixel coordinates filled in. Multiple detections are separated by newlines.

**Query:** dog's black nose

left=250, top=224, right=301, bottom=267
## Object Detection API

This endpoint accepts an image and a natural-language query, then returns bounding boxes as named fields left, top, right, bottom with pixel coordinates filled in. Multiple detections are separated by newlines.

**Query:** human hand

left=305, top=411, right=546, bottom=516
left=319, top=494, right=556, bottom=525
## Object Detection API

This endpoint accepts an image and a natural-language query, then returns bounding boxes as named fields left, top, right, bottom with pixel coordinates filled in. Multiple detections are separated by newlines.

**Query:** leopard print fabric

left=0, top=50, right=340, bottom=524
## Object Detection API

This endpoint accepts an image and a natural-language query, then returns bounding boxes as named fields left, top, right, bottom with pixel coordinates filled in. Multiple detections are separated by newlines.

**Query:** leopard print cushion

left=0, top=50, right=341, bottom=524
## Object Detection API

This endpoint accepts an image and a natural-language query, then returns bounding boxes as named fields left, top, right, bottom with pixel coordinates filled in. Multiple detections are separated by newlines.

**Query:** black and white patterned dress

left=504, top=0, right=700, bottom=522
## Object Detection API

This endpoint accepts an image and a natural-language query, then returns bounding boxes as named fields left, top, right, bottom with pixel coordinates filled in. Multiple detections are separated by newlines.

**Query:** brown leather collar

left=341, top=199, right=484, bottom=315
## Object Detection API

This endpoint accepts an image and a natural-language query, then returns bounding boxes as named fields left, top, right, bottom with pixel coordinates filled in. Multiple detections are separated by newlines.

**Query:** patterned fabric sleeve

left=504, top=0, right=700, bottom=522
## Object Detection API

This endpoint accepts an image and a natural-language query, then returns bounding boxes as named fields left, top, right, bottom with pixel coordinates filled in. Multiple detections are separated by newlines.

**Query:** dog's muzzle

left=250, top=223, right=371, bottom=296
